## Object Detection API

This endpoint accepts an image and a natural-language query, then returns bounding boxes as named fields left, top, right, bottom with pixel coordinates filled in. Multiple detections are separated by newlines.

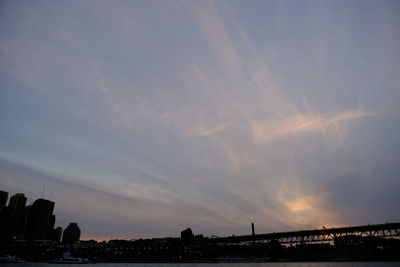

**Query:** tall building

left=0, top=205, right=10, bottom=246
left=62, top=223, right=81, bottom=243
left=0, top=191, right=8, bottom=208
left=181, top=228, right=194, bottom=243
left=0, top=191, right=9, bottom=242
left=21, top=205, right=31, bottom=239
left=24, top=198, right=55, bottom=240
left=52, top=226, right=63, bottom=242
left=8, top=193, right=27, bottom=238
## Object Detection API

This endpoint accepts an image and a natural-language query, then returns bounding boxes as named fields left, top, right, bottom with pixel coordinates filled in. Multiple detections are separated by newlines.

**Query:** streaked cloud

left=0, top=0, right=399, bottom=239
left=252, top=109, right=376, bottom=144
left=188, top=122, right=235, bottom=136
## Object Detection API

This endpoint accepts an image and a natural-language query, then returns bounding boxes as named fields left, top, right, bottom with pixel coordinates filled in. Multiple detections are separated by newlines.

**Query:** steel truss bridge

left=214, top=222, right=400, bottom=244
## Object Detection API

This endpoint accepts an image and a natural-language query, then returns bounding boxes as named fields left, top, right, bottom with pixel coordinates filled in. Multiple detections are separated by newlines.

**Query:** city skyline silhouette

left=1, top=189, right=399, bottom=262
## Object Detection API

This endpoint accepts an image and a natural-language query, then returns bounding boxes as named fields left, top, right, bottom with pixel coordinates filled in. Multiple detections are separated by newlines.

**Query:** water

left=2, top=263, right=399, bottom=267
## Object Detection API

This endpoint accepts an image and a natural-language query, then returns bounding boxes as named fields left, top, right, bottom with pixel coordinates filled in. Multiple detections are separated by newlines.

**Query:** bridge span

left=214, top=222, right=400, bottom=244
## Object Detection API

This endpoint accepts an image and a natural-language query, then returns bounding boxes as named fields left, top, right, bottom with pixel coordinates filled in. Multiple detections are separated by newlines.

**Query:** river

left=2, top=262, right=399, bottom=267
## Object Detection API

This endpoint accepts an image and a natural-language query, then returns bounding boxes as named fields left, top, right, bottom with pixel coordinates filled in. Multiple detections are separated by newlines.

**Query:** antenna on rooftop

left=29, top=190, right=32, bottom=205
left=49, top=191, right=54, bottom=200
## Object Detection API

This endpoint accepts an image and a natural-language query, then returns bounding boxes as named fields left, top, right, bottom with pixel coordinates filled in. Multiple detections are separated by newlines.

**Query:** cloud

left=71, top=142, right=89, bottom=149
left=1, top=0, right=399, bottom=239
left=284, top=194, right=339, bottom=227
left=188, top=122, right=235, bottom=136
left=286, top=196, right=316, bottom=212
left=0, top=157, right=232, bottom=238
left=252, top=109, right=376, bottom=144
left=183, top=0, right=240, bottom=79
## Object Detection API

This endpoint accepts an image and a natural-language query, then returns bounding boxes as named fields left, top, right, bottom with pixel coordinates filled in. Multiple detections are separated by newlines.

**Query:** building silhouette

left=181, top=228, right=194, bottom=243
left=52, top=226, right=63, bottom=242
left=0, top=191, right=9, bottom=244
left=8, top=193, right=27, bottom=239
left=0, top=194, right=10, bottom=246
left=0, top=191, right=8, bottom=208
left=0, top=189, right=82, bottom=246
left=24, top=198, right=55, bottom=240
left=62, top=223, right=81, bottom=243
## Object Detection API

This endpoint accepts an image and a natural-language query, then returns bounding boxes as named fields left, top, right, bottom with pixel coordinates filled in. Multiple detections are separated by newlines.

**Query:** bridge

left=213, top=222, right=400, bottom=244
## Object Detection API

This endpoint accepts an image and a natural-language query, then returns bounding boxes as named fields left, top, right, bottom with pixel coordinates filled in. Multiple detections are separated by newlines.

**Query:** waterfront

left=1, top=262, right=400, bottom=267
left=1, top=1, right=400, bottom=266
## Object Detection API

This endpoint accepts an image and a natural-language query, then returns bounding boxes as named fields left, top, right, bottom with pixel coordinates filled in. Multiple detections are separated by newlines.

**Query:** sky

left=0, top=0, right=399, bottom=240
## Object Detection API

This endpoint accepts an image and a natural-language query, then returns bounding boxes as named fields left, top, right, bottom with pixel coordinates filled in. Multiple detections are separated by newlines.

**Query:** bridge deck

left=213, top=222, right=400, bottom=244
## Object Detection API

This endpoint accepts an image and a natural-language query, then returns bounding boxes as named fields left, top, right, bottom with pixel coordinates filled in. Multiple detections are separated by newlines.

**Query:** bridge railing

left=213, top=222, right=400, bottom=244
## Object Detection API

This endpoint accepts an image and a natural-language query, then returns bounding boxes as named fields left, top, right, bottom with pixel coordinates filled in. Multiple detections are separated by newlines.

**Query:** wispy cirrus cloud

left=188, top=122, right=235, bottom=136
left=1, top=0, right=399, bottom=239
left=71, top=142, right=89, bottom=149
left=252, top=109, right=376, bottom=144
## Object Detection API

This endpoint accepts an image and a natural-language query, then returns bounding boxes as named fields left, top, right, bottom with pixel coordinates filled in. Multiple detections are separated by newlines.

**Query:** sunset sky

left=1, top=0, right=399, bottom=240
